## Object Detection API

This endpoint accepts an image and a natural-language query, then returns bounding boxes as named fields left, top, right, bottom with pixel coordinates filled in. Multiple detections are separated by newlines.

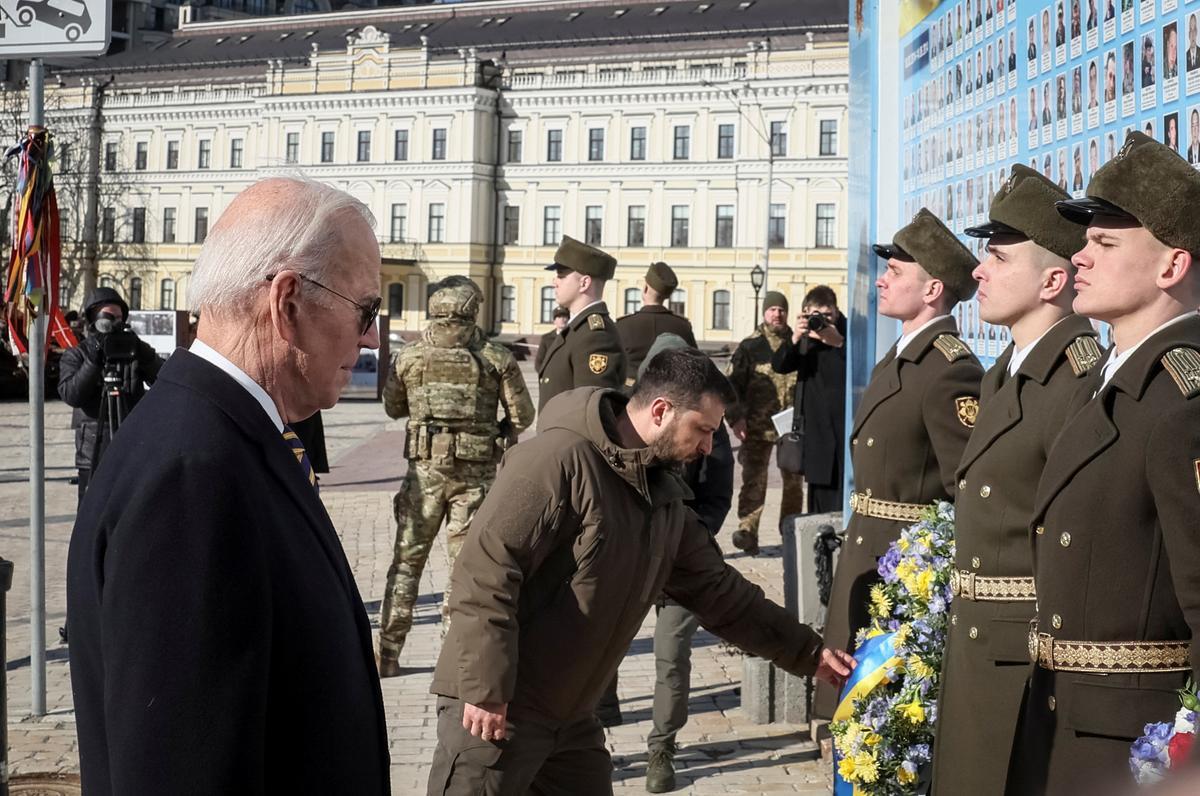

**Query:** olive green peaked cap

left=873, top=208, right=979, bottom=302
left=545, top=236, right=617, bottom=280
left=645, top=262, right=679, bottom=294
left=965, top=164, right=1084, bottom=261
left=1057, top=131, right=1200, bottom=253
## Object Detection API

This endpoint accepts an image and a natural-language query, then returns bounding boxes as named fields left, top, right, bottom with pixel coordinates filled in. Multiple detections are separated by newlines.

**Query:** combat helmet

left=428, top=276, right=483, bottom=319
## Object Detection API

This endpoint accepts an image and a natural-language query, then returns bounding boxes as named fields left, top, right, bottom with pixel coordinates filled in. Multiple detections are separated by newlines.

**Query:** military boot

left=645, top=742, right=677, bottom=793
left=731, top=529, right=759, bottom=556
left=377, top=650, right=402, bottom=679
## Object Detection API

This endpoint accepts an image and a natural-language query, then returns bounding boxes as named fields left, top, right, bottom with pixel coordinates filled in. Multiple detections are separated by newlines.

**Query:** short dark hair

left=803, top=285, right=839, bottom=309
left=630, top=347, right=736, bottom=411
left=552, top=305, right=570, bottom=319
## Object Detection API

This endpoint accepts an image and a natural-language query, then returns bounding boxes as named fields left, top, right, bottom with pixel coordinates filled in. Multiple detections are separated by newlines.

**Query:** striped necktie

left=282, top=424, right=319, bottom=492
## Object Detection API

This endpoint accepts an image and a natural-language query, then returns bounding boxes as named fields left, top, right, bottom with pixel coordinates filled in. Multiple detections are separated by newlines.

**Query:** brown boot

left=731, top=529, right=759, bottom=556
left=377, top=652, right=402, bottom=678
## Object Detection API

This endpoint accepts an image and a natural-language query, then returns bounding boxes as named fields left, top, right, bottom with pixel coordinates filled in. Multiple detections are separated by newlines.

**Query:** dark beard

left=647, top=416, right=698, bottom=466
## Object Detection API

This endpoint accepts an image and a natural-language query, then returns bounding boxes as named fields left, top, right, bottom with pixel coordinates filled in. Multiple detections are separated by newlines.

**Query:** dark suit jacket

left=534, top=328, right=559, bottom=371
left=66, top=350, right=390, bottom=796
left=615, top=304, right=698, bottom=381
left=769, top=316, right=848, bottom=488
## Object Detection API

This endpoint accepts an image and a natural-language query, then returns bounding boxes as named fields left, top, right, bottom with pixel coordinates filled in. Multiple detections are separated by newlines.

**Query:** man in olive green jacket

left=427, top=349, right=853, bottom=795
left=932, top=165, right=1100, bottom=796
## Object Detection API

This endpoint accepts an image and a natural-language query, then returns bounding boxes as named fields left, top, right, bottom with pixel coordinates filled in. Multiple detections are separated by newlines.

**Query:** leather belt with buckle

left=1027, top=621, right=1190, bottom=673
left=848, top=491, right=924, bottom=523
left=950, top=570, right=1036, bottom=602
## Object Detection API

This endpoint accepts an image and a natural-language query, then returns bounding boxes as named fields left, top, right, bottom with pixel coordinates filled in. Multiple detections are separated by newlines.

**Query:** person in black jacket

left=770, top=285, right=847, bottom=513
left=57, top=286, right=162, bottom=507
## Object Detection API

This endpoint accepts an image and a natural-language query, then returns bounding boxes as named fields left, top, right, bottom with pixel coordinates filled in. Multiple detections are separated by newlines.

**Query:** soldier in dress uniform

left=815, top=208, right=984, bottom=719
left=725, top=291, right=801, bottom=556
left=932, top=165, right=1100, bottom=796
left=377, top=277, right=535, bottom=676
left=615, top=262, right=697, bottom=384
left=1006, top=132, right=1200, bottom=795
left=534, top=306, right=569, bottom=371
left=536, top=236, right=626, bottom=411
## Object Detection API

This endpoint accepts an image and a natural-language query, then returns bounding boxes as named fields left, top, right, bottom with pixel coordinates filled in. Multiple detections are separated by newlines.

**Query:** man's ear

left=650, top=396, right=672, bottom=426
left=268, top=270, right=305, bottom=345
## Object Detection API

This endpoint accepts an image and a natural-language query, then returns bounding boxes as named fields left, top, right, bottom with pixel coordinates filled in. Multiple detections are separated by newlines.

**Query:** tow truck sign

left=0, top=0, right=110, bottom=56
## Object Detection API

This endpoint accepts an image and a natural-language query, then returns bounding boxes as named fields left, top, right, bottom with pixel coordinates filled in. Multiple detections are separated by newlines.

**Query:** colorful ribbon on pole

left=4, top=125, right=63, bottom=355
left=832, top=631, right=902, bottom=796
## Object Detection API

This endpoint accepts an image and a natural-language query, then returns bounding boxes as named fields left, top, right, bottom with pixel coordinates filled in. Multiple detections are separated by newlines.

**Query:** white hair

left=189, top=176, right=376, bottom=311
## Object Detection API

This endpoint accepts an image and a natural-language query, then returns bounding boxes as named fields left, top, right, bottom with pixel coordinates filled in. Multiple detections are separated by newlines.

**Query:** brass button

left=968, top=626, right=979, bottom=639
left=856, top=536, right=864, bottom=545
left=1048, top=696, right=1056, bottom=711
left=951, top=614, right=958, bottom=626
left=1051, top=614, right=1062, bottom=629
left=541, top=378, right=549, bottom=383
left=1035, top=525, right=1045, bottom=535
left=865, top=488, right=872, bottom=497
left=866, top=437, right=875, bottom=447
left=1060, top=532, right=1071, bottom=548
left=979, top=485, right=992, bottom=498
left=958, top=478, right=967, bottom=491
left=971, top=556, right=981, bottom=569
left=852, top=437, right=858, bottom=446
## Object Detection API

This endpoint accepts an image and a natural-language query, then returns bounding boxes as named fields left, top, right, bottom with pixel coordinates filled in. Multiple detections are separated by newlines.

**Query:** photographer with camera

left=58, top=287, right=162, bottom=506
left=770, top=285, right=847, bottom=513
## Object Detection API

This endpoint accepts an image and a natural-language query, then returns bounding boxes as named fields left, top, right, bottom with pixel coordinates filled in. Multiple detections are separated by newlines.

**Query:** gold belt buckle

left=958, top=570, right=976, bottom=600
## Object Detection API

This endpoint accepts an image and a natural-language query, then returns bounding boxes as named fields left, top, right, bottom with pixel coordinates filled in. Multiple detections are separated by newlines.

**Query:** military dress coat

left=932, top=316, right=1101, bottom=796
left=615, top=304, right=697, bottom=381
left=536, top=302, right=626, bottom=411
left=1006, top=314, right=1200, bottom=796
left=815, top=316, right=983, bottom=718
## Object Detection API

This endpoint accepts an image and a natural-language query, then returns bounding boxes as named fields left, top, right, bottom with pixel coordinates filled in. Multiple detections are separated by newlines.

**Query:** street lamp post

left=750, top=263, right=765, bottom=322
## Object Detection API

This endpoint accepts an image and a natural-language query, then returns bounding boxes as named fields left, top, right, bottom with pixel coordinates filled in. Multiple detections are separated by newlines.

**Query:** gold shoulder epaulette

left=1065, top=335, right=1103, bottom=377
left=588, top=314, right=606, bottom=331
left=933, top=334, right=971, bottom=362
left=1161, top=347, right=1200, bottom=398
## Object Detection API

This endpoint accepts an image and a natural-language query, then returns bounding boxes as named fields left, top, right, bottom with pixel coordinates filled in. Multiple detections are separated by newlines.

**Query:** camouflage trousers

left=735, top=438, right=804, bottom=539
left=379, top=459, right=495, bottom=659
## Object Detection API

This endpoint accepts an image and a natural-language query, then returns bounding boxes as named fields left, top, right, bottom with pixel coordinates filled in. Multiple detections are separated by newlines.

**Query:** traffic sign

left=0, top=0, right=111, bottom=57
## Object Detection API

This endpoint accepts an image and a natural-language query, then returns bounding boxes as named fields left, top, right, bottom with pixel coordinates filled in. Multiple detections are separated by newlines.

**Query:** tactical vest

left=405, top=321, right=503, bottom=468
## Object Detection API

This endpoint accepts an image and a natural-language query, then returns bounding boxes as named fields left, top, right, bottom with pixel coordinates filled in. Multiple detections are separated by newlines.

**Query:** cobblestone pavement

left=0, top=361, right=833, bottom=794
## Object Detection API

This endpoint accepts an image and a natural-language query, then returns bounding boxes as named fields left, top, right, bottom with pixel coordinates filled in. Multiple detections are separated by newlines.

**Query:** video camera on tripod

left=91, top=313, right=141, bottom=467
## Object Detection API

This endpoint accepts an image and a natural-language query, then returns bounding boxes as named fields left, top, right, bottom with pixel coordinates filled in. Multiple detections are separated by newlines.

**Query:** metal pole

left=762, top=150, right=774, bottom=293
left=1, top=557, right=14, bottom=796
left=28, top=57, right=47, bottom=719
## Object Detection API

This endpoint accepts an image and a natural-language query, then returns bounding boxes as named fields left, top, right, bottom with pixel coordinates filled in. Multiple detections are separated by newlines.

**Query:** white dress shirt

left=1008, top=316, right=1072, bottom=377
left=1097, top=311, right=1197, bottom=391
left=190, top=340, right=285, bottom=433
left=897, top=314, right=953, bottom=357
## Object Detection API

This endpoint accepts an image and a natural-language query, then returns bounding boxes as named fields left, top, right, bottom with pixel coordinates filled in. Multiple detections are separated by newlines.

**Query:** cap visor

left=964, top=220, right=1025, bottom=238
left=872, top=243, right=913, bottom=260
left=544, top=263, right=568, bottom=272
left=1055, top=196, right=1136, bottom=225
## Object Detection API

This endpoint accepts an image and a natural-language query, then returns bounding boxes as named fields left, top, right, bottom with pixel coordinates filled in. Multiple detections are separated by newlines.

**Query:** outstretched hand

left=814, top=647, right=856, bottom=688
left=463, top=701, right=509, bottom=742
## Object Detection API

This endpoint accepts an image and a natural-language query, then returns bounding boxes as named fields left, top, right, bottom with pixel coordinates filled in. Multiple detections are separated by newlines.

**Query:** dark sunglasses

left=266, top=272, right=381, bottom=336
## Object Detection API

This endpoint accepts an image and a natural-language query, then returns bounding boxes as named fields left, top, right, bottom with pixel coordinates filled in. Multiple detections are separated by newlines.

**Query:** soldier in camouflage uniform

left=378, top=276, right=535, bottom=676
left=726, top=291, right=802, bottom=555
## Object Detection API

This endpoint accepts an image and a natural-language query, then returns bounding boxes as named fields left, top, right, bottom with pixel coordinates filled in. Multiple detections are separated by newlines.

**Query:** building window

left=673, top=125, right=691, bottom=159
left=627, top=205, right=646, bottom=247
left=230, top=138, right=244, bottom=168
left=285, top=133, right=299, bottom=165
left=712, top=289, right=731, bottom=330
left=58, top=143, right=71, bottom=173
left=162, top=207, right=176, bottom=243
left=670, top=205, right=689, bottom=247
left=357, top=130, right=371, bottom=162
left=714, top=205, right=734, bottom=247
left=769, top=203, right=786, bottom=247
left=630, top=126, right=647, bottom=160
left=167, top=141, right=180, bottom=170
left=431, top=128, right=447, bottom=160
left=503, top=205, right=520, bottom=245
left=104, top=142, right=117, bottom=171
left=389, top=203, right=407, bottom=243
left=770, top=121, right=787, bottom=157
left=135, top=142, right=148, bottom=170
left=160, top=278, right=175, bottom=310
left=507, top=130, right=523, bottom=163
left=543, top=206, right=562, bottom=245
left=129, top=278, right=142, bottom=311
left=815, top=203, right=837, bottom=248
left=668, top=289, right=686, bottom=316
left=101, top=207, right=115, bottom=243
left=499, top=285, right=516, bottom=322
left=539, top=286, right=556, bottom=323
left=624, top=287, right=641, bottom=315
left=585, top=205, right=602, bottom=246
left=717, top=124, right=735, bottom=159
left=198, top=139, right=211, bottom=169
left=428, top=203, right=445, bottom=242
left=819, top=119, right=838, bottom=156
left=194, top=207, right=209, bottom=244
left=547, top=129, right=563, bottom=162
left=588, top=128, right=605, bottom=161
left=388, top=282, right=404, bottom=316
left=131, top=207, right=146, bottom=243
left=394, top=129, right=409, bottom=161
left=320, top=132, right=335, bottom=163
